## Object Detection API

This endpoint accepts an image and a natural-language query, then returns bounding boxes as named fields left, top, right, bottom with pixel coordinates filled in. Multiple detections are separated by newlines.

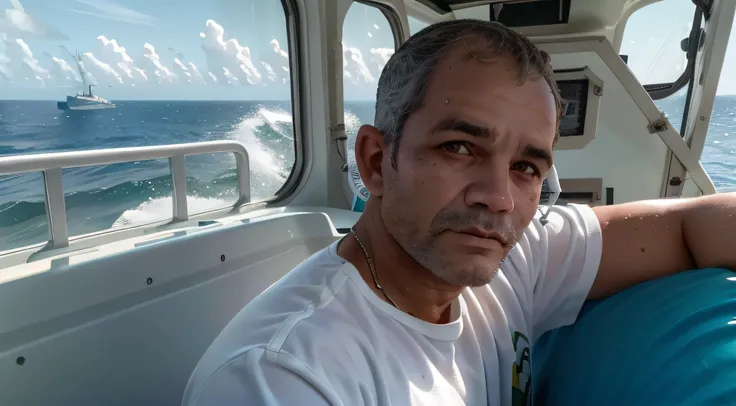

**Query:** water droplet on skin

left=445, top=99, right=449, bottom=105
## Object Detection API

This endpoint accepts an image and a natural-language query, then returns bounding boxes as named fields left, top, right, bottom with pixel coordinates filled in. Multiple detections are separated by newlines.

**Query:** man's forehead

left=427, top=48, right=544, bottom=94
left=435, top=41, right=521, bottom=75
left=417, top=56, right=557, bottom=141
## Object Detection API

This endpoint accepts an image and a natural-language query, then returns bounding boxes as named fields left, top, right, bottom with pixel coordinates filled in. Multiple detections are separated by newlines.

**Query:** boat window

left=0, top=0, right=297, bottom=252
left=620, top=0, right=696, bottom=85
left=409, top=16, right=430, bottom=35
left=342, top=1, right=396, bottom=130
left=620, top=0, right=697, bottom=141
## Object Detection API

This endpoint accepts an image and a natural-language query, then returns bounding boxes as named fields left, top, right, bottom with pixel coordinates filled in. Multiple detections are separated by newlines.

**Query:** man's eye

left=441, top=142, right=470, bottom=155
left=512, top=162, right=540, bottom=177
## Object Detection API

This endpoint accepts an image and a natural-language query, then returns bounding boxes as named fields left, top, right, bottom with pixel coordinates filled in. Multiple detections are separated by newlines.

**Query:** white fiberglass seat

left=0, top=211, right=341, bottom=406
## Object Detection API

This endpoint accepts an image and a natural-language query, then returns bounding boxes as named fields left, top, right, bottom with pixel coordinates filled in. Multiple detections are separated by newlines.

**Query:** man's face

left=380, top=48, right=557, bottom=287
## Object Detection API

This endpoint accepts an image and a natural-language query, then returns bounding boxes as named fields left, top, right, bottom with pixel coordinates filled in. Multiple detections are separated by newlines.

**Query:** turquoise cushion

left=533, top=268, right=736, bottom=405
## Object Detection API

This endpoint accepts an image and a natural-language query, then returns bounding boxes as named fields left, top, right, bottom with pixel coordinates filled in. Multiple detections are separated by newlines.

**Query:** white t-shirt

left=182, top=204, right=602, bottom=406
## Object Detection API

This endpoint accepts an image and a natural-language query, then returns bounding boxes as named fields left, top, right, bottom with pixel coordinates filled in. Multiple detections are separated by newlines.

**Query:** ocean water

left=0, top=100, right=375, bottom=251
left=0, top=97, right=735, bottom=251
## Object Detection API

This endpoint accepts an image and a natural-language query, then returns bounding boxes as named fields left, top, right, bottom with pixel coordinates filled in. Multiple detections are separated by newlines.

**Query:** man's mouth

left=452, top=227, right=509, bottom=246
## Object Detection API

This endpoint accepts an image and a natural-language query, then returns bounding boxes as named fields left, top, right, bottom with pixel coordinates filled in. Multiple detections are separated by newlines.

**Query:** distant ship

left=57, top=84, right=116, bottom=110
left=57, top=50, right=116, bottom=111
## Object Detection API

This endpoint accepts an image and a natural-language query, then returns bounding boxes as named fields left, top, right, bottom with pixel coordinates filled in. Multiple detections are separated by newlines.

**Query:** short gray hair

left=374, top=19, right=563, bottom=167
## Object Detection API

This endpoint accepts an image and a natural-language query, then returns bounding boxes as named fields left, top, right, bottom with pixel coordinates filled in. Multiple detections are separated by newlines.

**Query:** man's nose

left=464, top=166, right=514, bottom=213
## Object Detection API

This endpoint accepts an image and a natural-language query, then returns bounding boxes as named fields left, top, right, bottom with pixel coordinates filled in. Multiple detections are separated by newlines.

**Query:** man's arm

left=590, top=192, right=736, bottom=299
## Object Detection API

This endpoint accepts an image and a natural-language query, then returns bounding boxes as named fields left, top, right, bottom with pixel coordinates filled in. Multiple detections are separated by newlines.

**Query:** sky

left=0, top=0, right=734, bottom=101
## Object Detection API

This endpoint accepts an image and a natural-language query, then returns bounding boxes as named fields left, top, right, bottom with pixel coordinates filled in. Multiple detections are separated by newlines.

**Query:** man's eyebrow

left=430, top=116, right=553, bottom=167
left=522, top=144, right=553, bottom=169
left=430, top=116, right=495, bottom=139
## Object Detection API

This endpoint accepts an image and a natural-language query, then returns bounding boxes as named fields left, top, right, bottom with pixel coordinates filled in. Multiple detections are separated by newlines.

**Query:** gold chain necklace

left=350, top=226, right=402, bottom=311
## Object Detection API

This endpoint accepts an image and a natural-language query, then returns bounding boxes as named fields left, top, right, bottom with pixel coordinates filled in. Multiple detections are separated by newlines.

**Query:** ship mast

left=61, top=46, right=89, bottom=95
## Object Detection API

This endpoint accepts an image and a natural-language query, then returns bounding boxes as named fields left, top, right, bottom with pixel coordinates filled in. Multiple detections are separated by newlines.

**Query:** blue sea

left=0, top=100, right=375, bottom=251
left=0, top=97, right=735, bottom=252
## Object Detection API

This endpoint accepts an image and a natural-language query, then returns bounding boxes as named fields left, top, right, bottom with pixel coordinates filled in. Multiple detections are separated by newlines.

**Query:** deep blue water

left=656, top=95, right=736, bottom=192
left=0, top=97, right=734, bottom=251
left=0, top=100, right=375, bottom=250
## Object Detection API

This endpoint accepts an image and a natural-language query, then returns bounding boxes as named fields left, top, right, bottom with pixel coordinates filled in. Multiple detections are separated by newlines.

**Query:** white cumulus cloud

left=45, top=53, right=81, bottom=83
left=0, top=38, right=13, bottom=81
left=369, top=47, right=393, bottom=78
left=200, top=19, right=262, bottom=85
left=0, top=11, right=305, bottom=98
left=259, top=38, right=289, bottom=85
left=0, top=0, right=67, bottom=40
left=1, top=35, right=50, bottom=85
left=188, top=61, right=204, bottom=82
left=142, top=42, right=176, bottom=83
left=221, top=66, right=239, bottom=85
left=343, top=45, right=374, bottom=85
left=96, top=35, right=147, bottom=83
left=81, top=51, right=123, bottom=84
left=172, top=57, right=192, bottom=82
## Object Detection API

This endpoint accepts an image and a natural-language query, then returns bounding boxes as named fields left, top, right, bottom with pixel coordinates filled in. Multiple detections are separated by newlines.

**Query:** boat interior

left=0, top=0, right=734, bottom=404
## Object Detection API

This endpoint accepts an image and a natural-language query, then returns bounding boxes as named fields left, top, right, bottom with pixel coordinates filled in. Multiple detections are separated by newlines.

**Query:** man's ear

left=354, top=124, right=388, bottom=197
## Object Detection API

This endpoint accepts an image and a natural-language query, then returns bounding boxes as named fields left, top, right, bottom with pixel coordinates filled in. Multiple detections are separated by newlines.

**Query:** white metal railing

left=0, top=140, right=250, bottom=249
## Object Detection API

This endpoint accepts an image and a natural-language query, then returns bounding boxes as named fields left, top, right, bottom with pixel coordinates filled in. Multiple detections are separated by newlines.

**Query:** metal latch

left=647, top=117, right=669, bottom=134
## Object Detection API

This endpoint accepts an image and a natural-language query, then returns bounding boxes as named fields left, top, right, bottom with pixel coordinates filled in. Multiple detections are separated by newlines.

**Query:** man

left=182, top=20, right=735, bottom=406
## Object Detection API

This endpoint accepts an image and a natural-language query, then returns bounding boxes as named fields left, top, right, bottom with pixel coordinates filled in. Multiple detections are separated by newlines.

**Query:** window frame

left=339, top=0, right=404, bottom=208
left=0, top=0, right=305, bottom=255
left=617, top=0, right=701, bottom=101
left=353, top=0, right=408, bottom=53
left=270, top=0, right=307, bottom=202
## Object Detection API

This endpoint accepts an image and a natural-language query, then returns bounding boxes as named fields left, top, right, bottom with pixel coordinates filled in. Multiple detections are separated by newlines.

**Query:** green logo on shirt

left=511, top=331, right=532, bottom=406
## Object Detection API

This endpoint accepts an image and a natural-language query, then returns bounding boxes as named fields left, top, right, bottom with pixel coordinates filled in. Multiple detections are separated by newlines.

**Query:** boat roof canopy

left=417, top=0, right=572, bottom=26
left=413, top=0, right=712, bottom=31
